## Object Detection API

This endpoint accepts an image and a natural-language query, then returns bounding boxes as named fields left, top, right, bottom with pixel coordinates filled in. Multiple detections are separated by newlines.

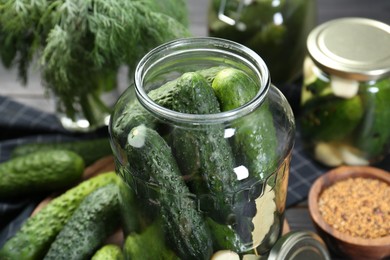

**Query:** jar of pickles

left=300, top=18, right=390, bottom=167
left=109, top=37, right=295, bottom=259
left=208, top=0, right=317, bottom=84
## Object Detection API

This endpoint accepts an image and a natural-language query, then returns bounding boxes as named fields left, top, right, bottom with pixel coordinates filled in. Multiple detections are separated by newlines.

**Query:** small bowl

left=308, top=166, right=390, bottom=260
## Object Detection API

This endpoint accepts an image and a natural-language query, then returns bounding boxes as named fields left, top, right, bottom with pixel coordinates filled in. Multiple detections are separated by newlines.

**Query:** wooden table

left=1, top=0, right=389, bottom=256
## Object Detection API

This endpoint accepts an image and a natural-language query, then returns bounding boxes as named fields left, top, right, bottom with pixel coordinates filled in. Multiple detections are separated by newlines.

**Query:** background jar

left=208, top=0, right=317, bottom=84
left=109, top=37, right=295, bottom=259
left=299, top=18, right=390, bottom=167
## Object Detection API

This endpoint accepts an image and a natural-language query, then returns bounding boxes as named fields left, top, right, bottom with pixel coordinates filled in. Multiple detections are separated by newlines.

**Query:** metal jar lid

left=307, top=17, right=390, bottom=81
left=268, top=231, right=331, bottom=260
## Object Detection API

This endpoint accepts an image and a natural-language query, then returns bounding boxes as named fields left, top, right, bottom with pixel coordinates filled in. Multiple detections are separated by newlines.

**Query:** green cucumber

left=111, top=66, right=226, bottom=147
left=44, top=183, right=120, bottom=260
left=165, top=72, right=238, bottom=224
left=210, top=67, right=279, bottom=247
left=300, top=94, right=364, bottom=142
left=206, top=217, right=246, bottom=252
left=91, top=244, right=124, bottom=260
left=11, top=138, right=112, bottom=166
left=0, top=172, right=118, bottom=260
left=117, top=178, right=142, bottom=234
left=123, top=221, right=179, bottom=260
left=0, top=149, right=84, bottom=199
left=211, top=67, right=278, bottom=179
left=234, top=100, right=278, bottom=179
left=169, top=72, right=221, bottom=114
left=355, top=79, right=390, bottom=159
left=126, top=125, right=213, bottom=260
left=211, top=67, right=259, bottom=111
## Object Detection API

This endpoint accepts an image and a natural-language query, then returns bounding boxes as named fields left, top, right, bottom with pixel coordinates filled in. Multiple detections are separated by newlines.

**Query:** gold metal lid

left=307, top=18, right=390, bottom=81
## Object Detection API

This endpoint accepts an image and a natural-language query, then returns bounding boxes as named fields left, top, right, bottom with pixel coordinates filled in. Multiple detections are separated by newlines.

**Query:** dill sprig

left=0, top=0, right=190, bottom=125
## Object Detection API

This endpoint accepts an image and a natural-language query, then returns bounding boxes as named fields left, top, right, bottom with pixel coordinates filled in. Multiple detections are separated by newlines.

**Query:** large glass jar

left=300, top=18, right=390, bottom=167
left=109, top=37, right=295, bottom=259
left=208, top=0, right=317, bottom=84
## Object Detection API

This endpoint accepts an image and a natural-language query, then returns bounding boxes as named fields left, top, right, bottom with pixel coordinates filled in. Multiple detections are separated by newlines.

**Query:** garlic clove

left=211, top=250, right=240, bottom=260
left=330, top=75, right=359, bottom=98
left=314, top=142, right=343, bottom=167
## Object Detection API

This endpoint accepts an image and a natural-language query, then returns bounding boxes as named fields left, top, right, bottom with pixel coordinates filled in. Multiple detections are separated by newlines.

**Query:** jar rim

left=134, top=37, right=271, bottom=124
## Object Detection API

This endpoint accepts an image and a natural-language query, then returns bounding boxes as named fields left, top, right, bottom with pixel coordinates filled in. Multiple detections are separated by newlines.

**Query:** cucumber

left=165, top=72, right=238, bottom=224
left=211, top=67, right=278, bottom=179
left=0, top=149, right=84, bottom=199
left=11, top=138, right=112, bottom=166
left=123, top=221, right=179, bottom=260
left=44, top=183, right=120, bottom=260
left=206, top=217, right=246, bottom=252
left=234, top=100, right=278, bottom=179
left=300, top=94, right=364, bottom=142
left=0, top=172, right=118, bottom=260
left=355, top=79, right=390, bottom=159
left=169, top=72, right=221, bottom=114
left=125, top=125, right=213, bottom=260
left=210, top=67, right=279, bottom=248
left=211, top=67, right=259, bottom=111
left=117, top=178, right=142, bottom=234
left=111, top=66, right=226, bottom=148
left=91, top=244, right=124, bottom=260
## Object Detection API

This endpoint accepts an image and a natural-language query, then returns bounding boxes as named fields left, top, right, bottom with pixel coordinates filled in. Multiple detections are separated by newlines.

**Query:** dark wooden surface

left=1, top=0, right=389, bottom=257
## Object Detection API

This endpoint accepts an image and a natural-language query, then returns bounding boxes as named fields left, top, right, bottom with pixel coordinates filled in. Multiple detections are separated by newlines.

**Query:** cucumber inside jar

left=111, top=65, right=289, bottom=258
left=208, top=0, right=317, bottom=83
left=300, top=71, right=390, bottom=166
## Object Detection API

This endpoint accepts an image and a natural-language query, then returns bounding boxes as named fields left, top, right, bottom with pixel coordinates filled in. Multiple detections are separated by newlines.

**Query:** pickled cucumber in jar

left=300, top=18, right=390, bottom=166
left=300, top=58, right=390, bottom=166
left=208, top=0, right=317, bottom=84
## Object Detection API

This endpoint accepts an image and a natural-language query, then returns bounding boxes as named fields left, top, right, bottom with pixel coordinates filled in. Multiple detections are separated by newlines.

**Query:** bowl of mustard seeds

left=308, top=166, right=390, bottom=260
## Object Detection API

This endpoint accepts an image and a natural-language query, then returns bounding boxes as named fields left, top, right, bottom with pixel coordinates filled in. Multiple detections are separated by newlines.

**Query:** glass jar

left=208, top=0, right=317, bottom=84
left=109, top=37, right=295, bottom=259
left=300, top=18, right=390, bottom=167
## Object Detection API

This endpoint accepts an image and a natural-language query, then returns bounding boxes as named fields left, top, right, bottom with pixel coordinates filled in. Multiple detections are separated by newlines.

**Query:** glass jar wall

left=300, top=18, right=390, bottom=167
left=109, top=37, right=295, bottom=259
left=208, top=0, right=317, bottom=84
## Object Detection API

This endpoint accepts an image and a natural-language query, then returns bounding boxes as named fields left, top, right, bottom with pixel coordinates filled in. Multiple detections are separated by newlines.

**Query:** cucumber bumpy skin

left=211, top=67, right=279, bottom=247
left=91, top=244, right=124, bottom=260
left=111, top=66, right=226, bottom=148
left=44, top=183, right=121, bottom=260
left=0, top=172, right=118, bottom=260
left=125, top=125, right=213, bottom=260
left=211, top=67, right=278, bottom=179
left=166, top=72, right=239, bottom=224
left=300, top=94, right=364, bottom=142
left=355, top=79, right=390, bottom=159
left=11, top=138, right=113, bottom=166
left=0, top=149, right=84, bottom=199
left=123, top=220, right=179, bottom=260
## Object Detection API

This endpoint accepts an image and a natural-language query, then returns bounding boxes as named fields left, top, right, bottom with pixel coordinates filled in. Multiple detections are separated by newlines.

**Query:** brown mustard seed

left=318, top=177, right=390, bottom=239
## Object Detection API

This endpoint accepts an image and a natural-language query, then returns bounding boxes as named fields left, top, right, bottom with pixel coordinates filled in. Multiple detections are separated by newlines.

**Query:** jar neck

left=134, top=37, right=271, bottom=124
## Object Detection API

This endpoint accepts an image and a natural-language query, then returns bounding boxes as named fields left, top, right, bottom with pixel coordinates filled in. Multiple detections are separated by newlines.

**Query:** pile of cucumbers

left=0, top=138, right=123, bottom=259
left=111, top=66, right=281, bottom=259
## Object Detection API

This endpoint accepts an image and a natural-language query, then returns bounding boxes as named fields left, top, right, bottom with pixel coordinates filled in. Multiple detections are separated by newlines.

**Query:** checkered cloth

left=0, top=94, right=389, bottom=247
